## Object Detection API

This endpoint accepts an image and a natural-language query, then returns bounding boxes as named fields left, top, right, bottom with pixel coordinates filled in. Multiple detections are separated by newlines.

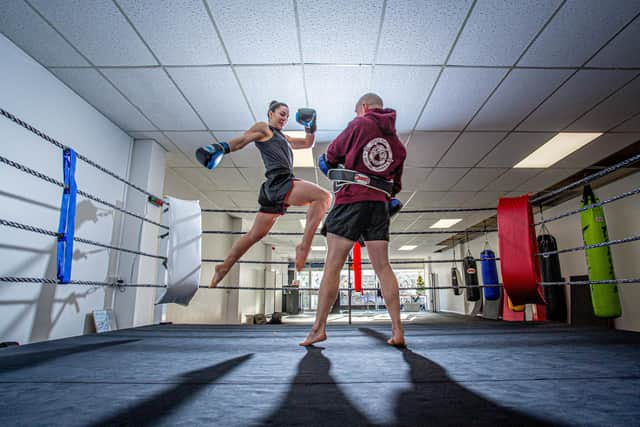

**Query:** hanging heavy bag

left=451, top=267, right=462, bottom=296
left=463, top=254, right=481, bottom=302
left=580, top=185, right=621, bottom=318
left=537, top=233, right=567, bottom=321
left=480, top=249, right=500, bottom=301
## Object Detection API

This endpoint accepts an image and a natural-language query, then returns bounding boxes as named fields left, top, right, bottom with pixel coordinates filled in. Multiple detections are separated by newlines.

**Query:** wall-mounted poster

left=93, top=310, right=117, bottom=333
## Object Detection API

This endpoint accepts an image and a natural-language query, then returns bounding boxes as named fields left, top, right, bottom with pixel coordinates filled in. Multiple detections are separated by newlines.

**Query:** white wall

left=433, top=171, right=640, bottom=331
left=0, top=34, right=133, bottom=344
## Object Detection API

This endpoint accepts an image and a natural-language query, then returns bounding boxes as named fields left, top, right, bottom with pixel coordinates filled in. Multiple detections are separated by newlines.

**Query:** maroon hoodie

left=326, top=108, right=406, bottom=205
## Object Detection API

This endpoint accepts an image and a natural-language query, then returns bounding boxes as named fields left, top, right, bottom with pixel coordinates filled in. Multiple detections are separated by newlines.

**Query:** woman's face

left=269, top=106, right=289, bottom=129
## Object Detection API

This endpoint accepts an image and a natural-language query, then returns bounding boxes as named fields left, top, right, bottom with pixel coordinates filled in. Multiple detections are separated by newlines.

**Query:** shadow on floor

left=359, top=328, right=563, bottom=426
left=0, top=339, right=140, bottom=373
left=261, top=346, right=373, bottom=426
left=89, top=354, right=253, bottom=426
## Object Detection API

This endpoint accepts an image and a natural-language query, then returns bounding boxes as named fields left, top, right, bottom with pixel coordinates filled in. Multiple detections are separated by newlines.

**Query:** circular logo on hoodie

left=363, top=138, right=393, bottom=172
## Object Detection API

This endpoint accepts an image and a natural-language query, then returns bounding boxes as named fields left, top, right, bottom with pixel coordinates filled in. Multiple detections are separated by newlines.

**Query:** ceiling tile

left=206, top=167, right=252, bottom=191
left=588, top=17, right=640, bottom=67
left=172, top=167, right=219, bottom=193
left=297, top=0, right=382, bottom=63
left=419, top=168, right=469, bottom=191
left=405, top=132, right=459, bottom=167
left=449, top=0, right=560, bottom=66
left=478, top=132, right=554, bottom=167
left=401, top=167, right=432, bottom=191
left=404, top=192, right=447, bottom=208
left=371, top=66, right=440, bottom=133
left=221, top=141, right=262, bottom=168
left=165, top=131, right=235, bottom=168
left=614, top=114, right=640, bottom=132
left=0, top=0, right=88, bottom=66
left=52, top=68, right=155, bottom=131
left=31, top=0, right=156, bottom=66
left=200, top=190, right=241, bottom=208
left=416, top=68, right=507, bottom=130
left=518, top=70, right=638, bottom=131
left=235, top=66, right=305, bottom=131
left=376, top=0, right=472, bottom=64
left=482, top=168, right=543, bottom=192
left=228, top=191, right=260, bottom=208
left=207, top=0, right=299, bottom=64
left=129, top=131, right=176, bottom=152
left=518, top=0, right=640, bottom=67
left=468, top=69, right=573, bottom=131
left=167, top=67, right=253, bottom=130
left=438, top=132, right=506, bottom=167
left=553, top=133, right=640, bottom=168
left=461, top=191, right=507, bottom=207
left=165, top=152, right=195, bottom=167
left=567, top=75, right=640, bottom=132
left=118, top=0, right=227, bottom=65
left=313, top=131, right=342, bottom=144
left=237, top=167, right=266, bottom=187
left=293, top=168, right=317, bottom=184
left=432, top=191, right=478, bottom=207
left=102, top=68, right=204, bottom=130
left=451, top=168, right=507, bottom=191
left=305, top=65, right=371, bottom=130
left=515, top=168, right=580, bottom=192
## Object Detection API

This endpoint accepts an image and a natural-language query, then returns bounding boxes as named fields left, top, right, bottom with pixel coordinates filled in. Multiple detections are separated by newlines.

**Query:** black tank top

left=255, top=126, right=294, bottom=179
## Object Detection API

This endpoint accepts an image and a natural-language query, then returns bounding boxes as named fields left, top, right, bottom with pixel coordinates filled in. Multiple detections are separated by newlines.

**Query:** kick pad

left=497, top=195, right=545, bottom=306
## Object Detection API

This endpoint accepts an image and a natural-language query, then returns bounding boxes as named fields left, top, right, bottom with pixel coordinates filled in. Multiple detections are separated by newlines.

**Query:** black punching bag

left=537, top=234, right=567, bottom=321
left=463, top=256, right=481, bottom=302
left=451, top=267, right=461, bottom=296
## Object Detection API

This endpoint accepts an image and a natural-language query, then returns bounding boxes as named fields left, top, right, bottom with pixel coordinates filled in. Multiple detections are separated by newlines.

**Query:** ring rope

left=537, top=234, right=640, bottom=257
left=0, top=107, right=165, bottom=203
left=201, top=207, right=496, bottom=215
left=201, top=257, right=499, bottom=265
left=0, top=155, right=168, bottom=230
left=202, top=228, right=498, bottom=236
left=531, top=152, right=640, bottom=205
left=0, top=218, right=167, bottom=261
left=534, top=186, right=640, bottom=226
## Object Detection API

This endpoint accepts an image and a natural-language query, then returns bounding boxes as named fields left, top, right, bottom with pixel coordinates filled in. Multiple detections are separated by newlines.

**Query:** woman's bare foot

left=209, top=264, right=229, bottom=288
left=387, top=336, right=406, bottom=348
left=299, top=328, right=327, bottom=346
left=295, top=243, right=310, bottom=272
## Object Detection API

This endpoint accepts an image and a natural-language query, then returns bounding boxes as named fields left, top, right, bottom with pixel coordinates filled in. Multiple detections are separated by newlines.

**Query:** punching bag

left=537, top=234, right=567, bottom=321
left=463, top=256, right=481, bottom=302
left=451, top=267, right=461, bottom=296
left=480, top=249, right=500, bottom=301
left=580, top=185, right=621, bottom=318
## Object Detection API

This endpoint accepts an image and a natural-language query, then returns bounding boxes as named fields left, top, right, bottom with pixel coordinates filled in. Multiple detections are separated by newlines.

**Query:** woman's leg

left=209, top=212, right=279, bottom=287
left=285, top=180, right=332, bottom=271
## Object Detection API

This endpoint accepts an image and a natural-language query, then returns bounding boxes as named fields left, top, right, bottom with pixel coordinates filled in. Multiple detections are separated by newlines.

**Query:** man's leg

left=300, top=233, right=353, bottom=346
left=365, top=240, right=405, bottom=346
left=209, top=212, right=279, bottom=287
left=285, top=180, right=332, bottom=271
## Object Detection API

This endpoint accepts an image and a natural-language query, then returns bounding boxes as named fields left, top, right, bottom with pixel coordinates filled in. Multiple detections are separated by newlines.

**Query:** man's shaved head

left=356, top=92, right=383, bottom=109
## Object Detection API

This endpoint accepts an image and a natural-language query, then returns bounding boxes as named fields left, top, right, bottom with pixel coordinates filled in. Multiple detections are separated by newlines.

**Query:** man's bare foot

left=387, top=336, right=406, bottom=348
left=299, top=328, right=327, bottom=346
left=209, top=264, right=229, bottom=288
left=295, top=243, right=310, bottom=272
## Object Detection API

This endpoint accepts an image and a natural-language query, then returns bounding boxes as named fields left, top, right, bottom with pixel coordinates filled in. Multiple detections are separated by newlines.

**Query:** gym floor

left=1, top=314, right=639, bottom=426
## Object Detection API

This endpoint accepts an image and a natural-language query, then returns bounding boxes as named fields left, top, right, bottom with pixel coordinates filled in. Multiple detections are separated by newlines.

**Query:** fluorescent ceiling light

left=283, top=131, right=315, bottom=168
left=514, top=132, right=602, bottom=168
left=398, top=245, right=418, bottom=251
left=311, top=246, right=326, bottom=251
left=430, top=219, right=462, bottom=229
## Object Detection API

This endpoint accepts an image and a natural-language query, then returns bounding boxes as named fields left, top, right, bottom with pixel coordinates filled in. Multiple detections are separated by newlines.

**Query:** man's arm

left=392, top=161, right=404, bottom=197
left=227, top=122, right=270, bottom=151
left=326, top=119, right=357, bottom=164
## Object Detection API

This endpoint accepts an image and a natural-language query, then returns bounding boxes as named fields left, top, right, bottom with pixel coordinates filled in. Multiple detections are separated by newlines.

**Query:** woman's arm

left=286, top=133, right=315, bottom=150
left=227, top=122, right=271, bottom=152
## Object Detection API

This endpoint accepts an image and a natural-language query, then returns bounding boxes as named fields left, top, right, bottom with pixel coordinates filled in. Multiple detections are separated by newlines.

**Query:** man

left=300, top=93, right=407, bottom=347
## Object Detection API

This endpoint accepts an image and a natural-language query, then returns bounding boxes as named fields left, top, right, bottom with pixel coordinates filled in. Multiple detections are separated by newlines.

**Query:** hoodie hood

left=364, top=108, right=397, bottom=135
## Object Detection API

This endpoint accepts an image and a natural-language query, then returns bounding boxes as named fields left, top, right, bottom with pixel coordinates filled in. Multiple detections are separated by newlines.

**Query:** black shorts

left=321, top=201, right=389, bottom=242
left=258, top=174, right=297, bottom=214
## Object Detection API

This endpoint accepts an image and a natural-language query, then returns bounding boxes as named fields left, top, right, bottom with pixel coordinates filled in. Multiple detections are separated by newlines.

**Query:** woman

left=198, top=101, right=332, bottom=287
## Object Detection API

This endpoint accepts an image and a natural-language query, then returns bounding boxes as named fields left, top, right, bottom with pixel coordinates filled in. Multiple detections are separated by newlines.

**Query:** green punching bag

left=580, top=185, right=621, bottom=318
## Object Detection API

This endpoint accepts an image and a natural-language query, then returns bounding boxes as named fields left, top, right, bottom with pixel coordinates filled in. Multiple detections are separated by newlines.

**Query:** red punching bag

left=353, top=242, right=362, bottom=293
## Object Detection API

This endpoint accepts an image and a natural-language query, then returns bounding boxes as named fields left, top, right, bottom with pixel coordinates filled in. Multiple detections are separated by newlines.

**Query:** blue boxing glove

left=296, top=108, right=317, bottom=134
left=389, top=198, right=402, bottom=218
left=195, top=142, right=230, bottom=170
left=318, top=153, right=338, bottom=177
